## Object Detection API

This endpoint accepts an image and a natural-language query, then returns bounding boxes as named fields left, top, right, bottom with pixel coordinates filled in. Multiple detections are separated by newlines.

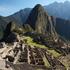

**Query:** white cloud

left=0, top=6, right=8, bottom=12
left=0, top=5, right=15, bottom=16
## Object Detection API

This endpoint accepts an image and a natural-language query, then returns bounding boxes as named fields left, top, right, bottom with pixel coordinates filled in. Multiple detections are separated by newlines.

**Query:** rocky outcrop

left=4, top=21, right=16, bottom=37
left=0, top=16, right=8, bottom=40
left=1, top=21, right=18, bottom=43
left=24, top=4, right=58, bottom=42
left=25, top=4, right=49, bottom=34
left=51, top=16, right=70, bottom=40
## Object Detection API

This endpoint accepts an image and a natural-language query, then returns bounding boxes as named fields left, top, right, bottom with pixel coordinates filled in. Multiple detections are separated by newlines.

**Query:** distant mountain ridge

left=0, top=2, right=70, bottom=40
left=45, top=1, right=70, bottom=20
left=2, top=1, right=70, bottom=25
left=3, top=8, right=31, bottom=25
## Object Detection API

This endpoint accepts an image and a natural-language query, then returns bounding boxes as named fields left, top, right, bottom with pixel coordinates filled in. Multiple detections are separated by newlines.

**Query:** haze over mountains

left=45, top=1, right=70, bottom=19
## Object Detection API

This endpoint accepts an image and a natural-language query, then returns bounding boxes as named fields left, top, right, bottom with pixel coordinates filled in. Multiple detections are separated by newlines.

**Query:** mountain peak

left=24, top=4, right=57, bottom=36
left=25, top=4, right=48, bottom=32
left=34, top=4, right=43, bottom=8
left=33, top=4, right=45, bottom=12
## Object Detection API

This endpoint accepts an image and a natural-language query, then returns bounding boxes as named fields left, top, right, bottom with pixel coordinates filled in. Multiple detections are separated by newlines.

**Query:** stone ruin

left=0, top=38, right=66, bottom=70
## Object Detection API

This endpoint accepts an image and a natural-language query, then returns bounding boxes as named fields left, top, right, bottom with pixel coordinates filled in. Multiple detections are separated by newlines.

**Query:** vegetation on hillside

left=22, top=36, right=61, bottom=58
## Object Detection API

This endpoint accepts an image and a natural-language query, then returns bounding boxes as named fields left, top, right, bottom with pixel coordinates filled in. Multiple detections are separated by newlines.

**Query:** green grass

left=22, top=36, right=61, bottom=58
left=47, top=49, right=61, bottom=58
left=22, top=36, right=46, bottom=48
left=43, top=55, right=51, bottom=67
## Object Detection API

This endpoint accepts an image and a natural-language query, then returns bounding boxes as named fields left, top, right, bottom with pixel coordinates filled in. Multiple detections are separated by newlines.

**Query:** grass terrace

left=22, top=36, right=61, bottom=58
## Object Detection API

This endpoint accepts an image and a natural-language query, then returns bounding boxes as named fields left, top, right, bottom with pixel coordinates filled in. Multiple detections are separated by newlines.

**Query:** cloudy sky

left=0, top=0, right=69, bottom=16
